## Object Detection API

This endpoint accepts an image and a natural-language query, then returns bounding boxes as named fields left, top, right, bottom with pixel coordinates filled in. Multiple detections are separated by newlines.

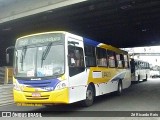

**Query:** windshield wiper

left=41, top=42, right=52, bottom=67
left=20, top=46, right=27, bottom=70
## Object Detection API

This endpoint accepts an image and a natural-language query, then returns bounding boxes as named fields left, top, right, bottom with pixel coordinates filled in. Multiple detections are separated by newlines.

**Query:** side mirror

left=6, top=46, right=15, bottom=64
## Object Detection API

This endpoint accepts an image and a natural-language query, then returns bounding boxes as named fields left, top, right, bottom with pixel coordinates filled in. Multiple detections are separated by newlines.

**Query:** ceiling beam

left=0, top=0, right=87, bottom=24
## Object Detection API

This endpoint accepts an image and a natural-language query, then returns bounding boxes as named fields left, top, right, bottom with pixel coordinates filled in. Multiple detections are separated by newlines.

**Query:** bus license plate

left=32, top=92, right=41, bottom=97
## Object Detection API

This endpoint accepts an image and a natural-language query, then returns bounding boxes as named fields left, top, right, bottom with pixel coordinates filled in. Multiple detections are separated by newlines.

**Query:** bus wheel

left=144, top=74, right=148, bottom=81
left=116, top=81, right=122, bottom=95
left=82, top=85, right=94, bottom=107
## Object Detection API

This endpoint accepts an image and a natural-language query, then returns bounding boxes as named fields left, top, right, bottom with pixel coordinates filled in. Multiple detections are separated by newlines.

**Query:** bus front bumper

left=13, top=88, right=69, bottom=106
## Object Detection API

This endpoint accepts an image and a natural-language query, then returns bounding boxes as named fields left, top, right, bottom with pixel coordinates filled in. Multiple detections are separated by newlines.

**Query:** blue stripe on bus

left=111, top=72, right=126, bottom=82
left=17, top=79, right=60, bottom=91
left=83, top=38, right=100, bottom=47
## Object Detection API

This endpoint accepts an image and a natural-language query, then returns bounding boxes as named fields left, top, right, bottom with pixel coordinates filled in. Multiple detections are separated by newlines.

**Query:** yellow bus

left=7, top=31, right=131, bottom=106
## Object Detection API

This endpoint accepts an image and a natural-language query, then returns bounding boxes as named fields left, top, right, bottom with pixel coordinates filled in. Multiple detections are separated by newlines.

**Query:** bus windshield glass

left=14, top=33, right=65, bottom=78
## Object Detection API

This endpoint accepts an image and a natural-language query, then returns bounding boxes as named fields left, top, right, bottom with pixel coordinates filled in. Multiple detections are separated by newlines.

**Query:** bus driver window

left=68, top=50, right=76, bottom=67
left=74, top=50, right=81, bottom=67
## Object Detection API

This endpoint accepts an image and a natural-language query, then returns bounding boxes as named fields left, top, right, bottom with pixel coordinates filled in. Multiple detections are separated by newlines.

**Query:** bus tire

left=116, top=80, right=122, bottom=95
left=144, top=74, right=148, bottom=81
left=82, top=85, right=94, bottom=107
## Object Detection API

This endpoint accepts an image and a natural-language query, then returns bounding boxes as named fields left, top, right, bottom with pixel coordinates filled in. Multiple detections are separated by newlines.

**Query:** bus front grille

left=25, top=95, right=50, bottom=100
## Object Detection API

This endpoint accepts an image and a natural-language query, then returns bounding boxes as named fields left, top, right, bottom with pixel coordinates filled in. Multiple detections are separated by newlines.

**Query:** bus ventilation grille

left=25, top=95, right=50, bottom=100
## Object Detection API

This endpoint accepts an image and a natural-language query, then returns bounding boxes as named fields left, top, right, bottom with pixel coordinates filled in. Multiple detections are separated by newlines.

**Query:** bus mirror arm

left=6, top=46, right=15, bottom=64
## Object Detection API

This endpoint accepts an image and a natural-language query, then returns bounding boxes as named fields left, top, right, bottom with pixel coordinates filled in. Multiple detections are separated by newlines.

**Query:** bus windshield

left=14, top=33, right=65, bottom=78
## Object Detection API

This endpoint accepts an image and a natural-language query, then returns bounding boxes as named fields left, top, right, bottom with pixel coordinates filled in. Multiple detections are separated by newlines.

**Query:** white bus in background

left=130, top=59, right=150, bottom=82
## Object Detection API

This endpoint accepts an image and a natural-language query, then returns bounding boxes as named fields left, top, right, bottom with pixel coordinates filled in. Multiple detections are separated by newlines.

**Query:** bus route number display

left=16, top=33, right=64, bottom=47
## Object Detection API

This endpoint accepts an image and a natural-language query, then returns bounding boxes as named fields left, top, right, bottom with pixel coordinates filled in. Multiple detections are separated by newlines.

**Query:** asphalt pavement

left=0, top=78, right=160, bottom=119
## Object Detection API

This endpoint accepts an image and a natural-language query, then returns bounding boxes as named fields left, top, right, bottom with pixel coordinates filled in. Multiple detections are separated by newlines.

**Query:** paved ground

left=0, top=78, right=160, bottom=119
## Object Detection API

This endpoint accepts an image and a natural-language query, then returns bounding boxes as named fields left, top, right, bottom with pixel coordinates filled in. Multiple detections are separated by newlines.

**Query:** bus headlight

left=55, top=81, right=68, bottom=90
left=14, top=83, right=22, bottom=91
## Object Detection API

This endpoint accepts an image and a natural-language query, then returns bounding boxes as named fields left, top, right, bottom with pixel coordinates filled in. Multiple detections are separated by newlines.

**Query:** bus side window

left=139, top=62, right=142, bottom=69
left=68, top=45, right=85, bottom=77
left=96, top=47, right=107, bottom=67
left=84, top=44, right=96, bottom=67
left=135, top=61, right=138, bottom=70
left=148, top=63, right=150, bottom=69
left=116, top=54, right=123, bottom=68
left=124, top=55, right=129, bottom=68
left=107, top=50, right=116, bottom=68
left=68, top=50, right=76, bottom=67
left=74, top=49, right=81, bottom=67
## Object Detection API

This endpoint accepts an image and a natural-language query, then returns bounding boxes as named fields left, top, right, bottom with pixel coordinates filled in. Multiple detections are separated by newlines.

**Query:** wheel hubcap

left=119, top=84, right=122, bottom=92
left=86, top=90, right=93, bottom=100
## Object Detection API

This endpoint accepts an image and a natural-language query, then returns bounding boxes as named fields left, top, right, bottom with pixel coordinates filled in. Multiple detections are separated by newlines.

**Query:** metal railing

left=0, top=67, right=13, bottom=106
left=0, top=66, right=13, bottom=84
left=0, top=84, right=13, bottom=106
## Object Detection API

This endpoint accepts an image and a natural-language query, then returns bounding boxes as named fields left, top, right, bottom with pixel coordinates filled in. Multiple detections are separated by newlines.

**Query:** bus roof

left=83, top=38, right=127, bottom=54
left=17, top=31, right=128, bottom=54
left=132, top=59, right=149, bottom=63
left=17, top=31, right=67, bottom=40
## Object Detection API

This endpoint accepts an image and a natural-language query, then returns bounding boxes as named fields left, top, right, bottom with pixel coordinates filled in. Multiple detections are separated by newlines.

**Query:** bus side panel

left=87, top=67, right=131, bottom=96
left=141, top=69, right=146, bottom=79
left=97, top=81, right=118, bottom=96
left=69, top=85, right=87, bottom=103
left=94, top=83, right=100, bottom=96
left=122, top=69, right=131, bottom=89
left=68, top=72, right=88, bottom=103
left=68, top=68, right=131, bottom=103
left=132, top=69, right=139, bottom=81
